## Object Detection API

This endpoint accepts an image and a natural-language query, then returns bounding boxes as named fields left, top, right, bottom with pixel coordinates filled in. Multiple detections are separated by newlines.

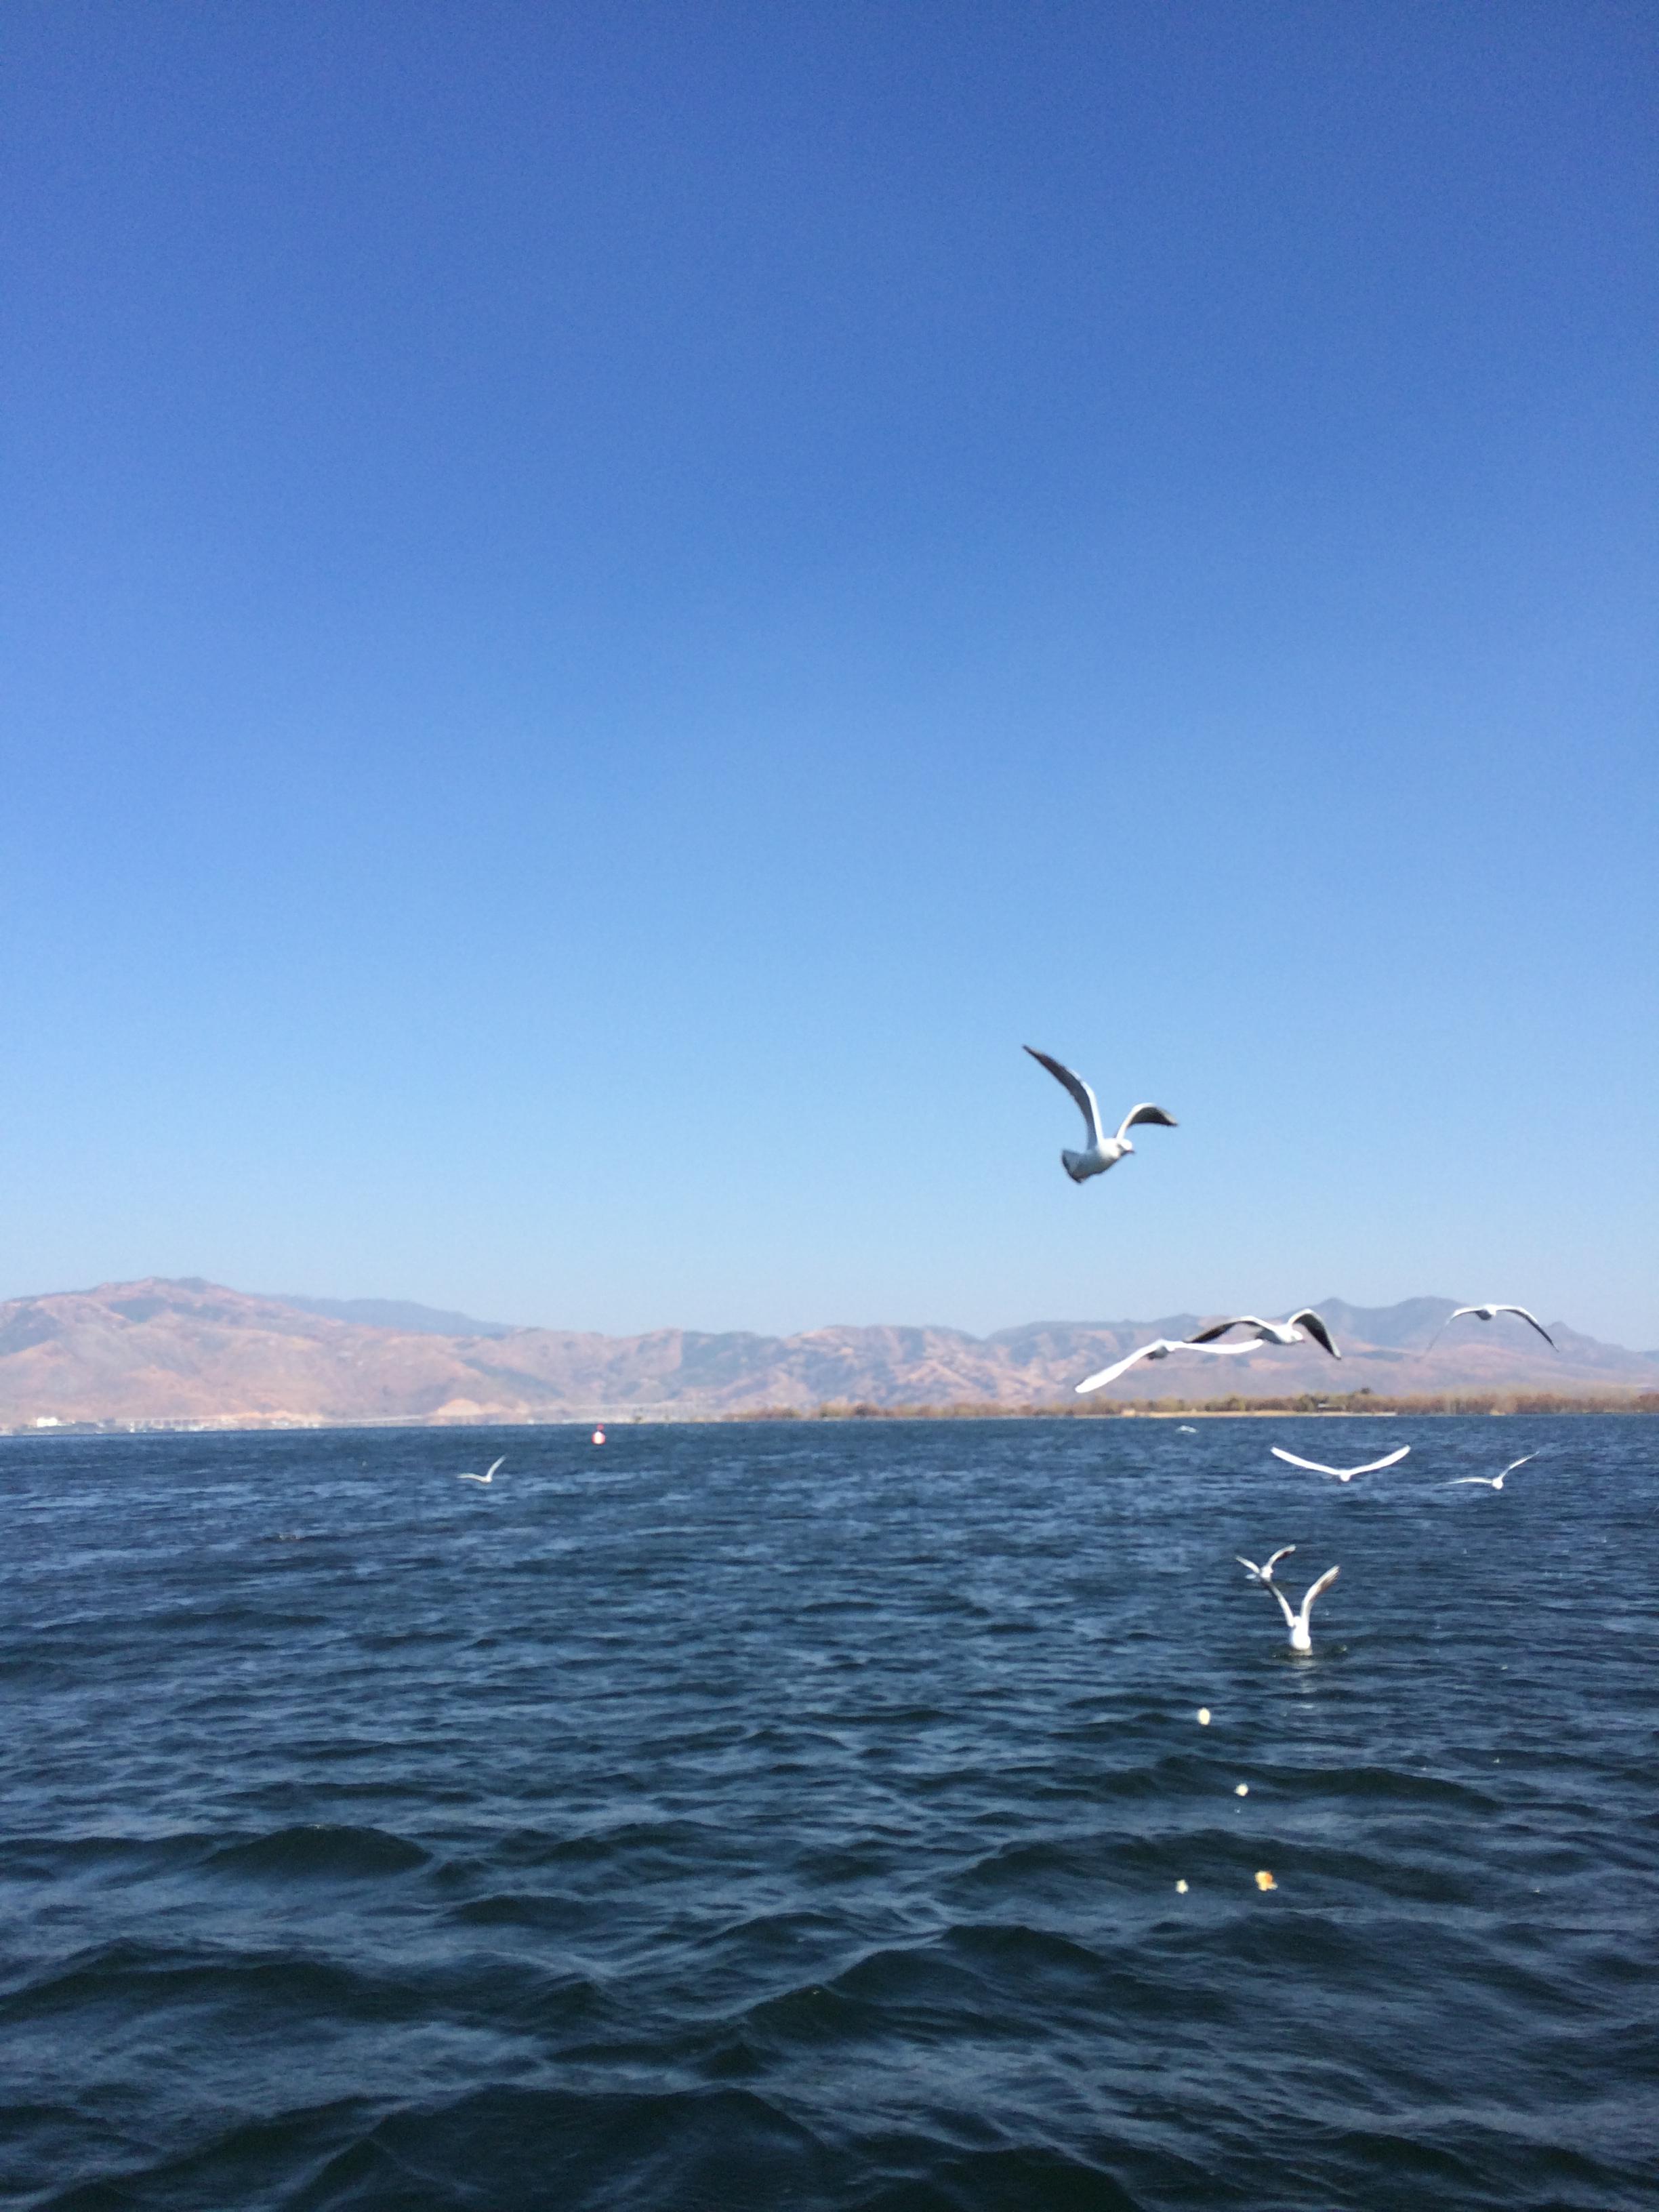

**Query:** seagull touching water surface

left=1450, top=1452, right=1540, bottom=1492
left=1023, top=1048, right=1176, bottom=1184
left=456, top=1457, right=505, bottom=1486
left=1261, top=1564, right=1341, bottom=1653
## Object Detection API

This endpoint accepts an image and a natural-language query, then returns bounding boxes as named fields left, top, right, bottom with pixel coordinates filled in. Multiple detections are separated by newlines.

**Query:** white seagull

left=1269, top=1444, right=1411, bottom=1483
left=1187, top=1310, right=1342, bottom=1359
left=1236, top=1545, right=1296, bottom=1585
left=1425, top=1303, right=1555, bottom=1351
left=1263, top=1564, right=1341, bottom=1653
left=456, top=1457, right=506, bottom=1486
left=1075, top=1338, right=1257, bottom=1395
left=1023, top=1048, right=1176, bottom=1184
left=1449, top=1452, right=1540, bottom=1492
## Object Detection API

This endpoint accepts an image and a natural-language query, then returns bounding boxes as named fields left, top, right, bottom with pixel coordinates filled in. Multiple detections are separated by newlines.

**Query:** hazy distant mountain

left=275, top=1294, right=514, bottom=1338
left=1, top=1279, right=1655, bottom=1429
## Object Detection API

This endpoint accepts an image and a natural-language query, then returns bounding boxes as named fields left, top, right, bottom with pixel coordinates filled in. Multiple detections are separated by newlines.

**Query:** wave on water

left=1, top=1417, right=1655, bottom=2210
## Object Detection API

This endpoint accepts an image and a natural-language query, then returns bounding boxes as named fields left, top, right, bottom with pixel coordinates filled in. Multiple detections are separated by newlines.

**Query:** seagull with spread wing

left=1074, top=1338, right=1257, bottom=1395
left=456, top=1457, right=505, bottom=1486
left=1269, top=1445, right=1410, bottom=1483
left=1424, top=1303, right=1555, bottom=1351
left=1237, top=1545, right=1296, bottom=1585
left=1023, top=1048, right=1176, bottom=1184
left=1450, top=1452, right=1540, bottom=1492
left=1187, top=1310, right=1342, bottom=1359
left=1262, top=1563, right=1341, bottom=1653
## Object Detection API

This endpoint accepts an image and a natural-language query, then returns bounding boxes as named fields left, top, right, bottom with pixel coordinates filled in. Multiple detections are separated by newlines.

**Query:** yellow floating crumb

left=1196, top=1708, right=1212, bottom=1725
left=1175, top=1879, right=1189, bottom=1893
left=1255, top=1870, right=1277, bottom=1891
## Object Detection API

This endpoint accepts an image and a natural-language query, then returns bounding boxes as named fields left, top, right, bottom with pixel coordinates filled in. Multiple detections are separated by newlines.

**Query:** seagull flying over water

left=1187, top=1310, right=1341, bottom=1359
left=1023, top=1048, right=1176, bottom=1184
left=1424, top=1303, right=1555, bottom=1351
left=456, top=1457, right=505, bottom=1486
left=1075, top=1338, right=1256, bottom=1395
left=1269, top=1445, right=1411, bottom=1483
left=1449, top=1452, right=1540, bottom=1492
left=1262, top=1565, right=1341, bottom=1653
left=1237, top=1545, right=1296, bottom=1585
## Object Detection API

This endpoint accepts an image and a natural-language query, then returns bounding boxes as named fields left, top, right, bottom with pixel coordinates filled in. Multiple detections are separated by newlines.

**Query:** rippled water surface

left=2, top=1417, right=1655, bottom=2210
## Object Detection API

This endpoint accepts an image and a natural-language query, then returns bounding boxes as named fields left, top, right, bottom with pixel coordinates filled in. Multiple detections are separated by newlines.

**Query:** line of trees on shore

left=728, top=1389, right=1659, bottom=1420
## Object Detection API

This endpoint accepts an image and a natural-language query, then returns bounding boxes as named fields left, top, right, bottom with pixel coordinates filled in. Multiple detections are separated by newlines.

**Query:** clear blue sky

left=3, top=2, right=1655, bottom=1345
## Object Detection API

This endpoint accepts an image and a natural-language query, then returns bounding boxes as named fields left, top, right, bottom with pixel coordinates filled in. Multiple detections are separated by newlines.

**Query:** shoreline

left=5, top=1392, right=1654, bottom=1438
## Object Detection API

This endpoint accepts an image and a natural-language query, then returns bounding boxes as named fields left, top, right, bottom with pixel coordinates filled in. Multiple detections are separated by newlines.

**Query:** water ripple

left=1, top=1416, right=1655, bottom=2209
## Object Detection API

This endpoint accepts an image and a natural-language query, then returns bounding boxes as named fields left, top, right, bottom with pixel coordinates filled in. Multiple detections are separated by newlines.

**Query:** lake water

left=2, top=1416, right=1654, bottom=2210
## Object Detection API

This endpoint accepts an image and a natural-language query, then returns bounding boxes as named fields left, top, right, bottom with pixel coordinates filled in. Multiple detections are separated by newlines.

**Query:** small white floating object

left=1254, top=1870, right=1277, bottom=1891
left=592, top=1427, right=606, bottom=1445
left=1174, top=1879, right=1189, bottom=1893
left=1234, top=1783, right=1249, bottom=1797
left=1196, top=1707, right=1212, bottom=1725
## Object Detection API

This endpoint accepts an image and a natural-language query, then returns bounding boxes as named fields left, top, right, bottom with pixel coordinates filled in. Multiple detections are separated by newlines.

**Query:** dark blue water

left=2, top=1417, right=1654, bottom=2211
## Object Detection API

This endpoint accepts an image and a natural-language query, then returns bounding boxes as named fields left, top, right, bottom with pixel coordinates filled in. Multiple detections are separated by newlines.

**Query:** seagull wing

left=1075, top=1340, right=1168, bottom=1395
left=1265, top=1580, right=1297, bottom=1630
left=1497, top=1306, right=1555, bottom=1347
left=1450, top=1305, right=1490, bottom=1322
left=1270, top=1446, right=1343, bottom=1476
left=1235, top=1550, right=1295, bottom=1585
left=456, top=1472, right=488, bottom=1483
left=1024, top=1048, right=1105, bottom=1147
left=1297, top=1564, right=1340, bottom=1629
left=1344, top=1446, right=1412, bottom=1476
left=1187, top=1317, right=1254, bottom=1343
left=1114, top=1101, right=1178, bottom=1143
left=1448, top=1476, right=1496, bottom=1487
left=1500, top=1452, right=1539, bottom=1479
left=1287, top=1309, right=1341, bottom=1359
left=485, top=1457, right=506, bottom=1479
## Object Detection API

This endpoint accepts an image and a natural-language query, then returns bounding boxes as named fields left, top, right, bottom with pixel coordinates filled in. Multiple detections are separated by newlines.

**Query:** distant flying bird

left=1425, top=1304, right=1555, bottom=1351
left=1263, top=1564, right=1341, bottom=1654
left=1187, top=1310, right=1342, bottom=1359
left=1023, top=1048, right=1176, bottom=1184
left=1237, top=1545, right=1296, bottom=1585
left=1269, top=1444, right=1411, bottom=1483
left=1450, top=1452, right=1540, bottom=1492
left=1075, top=1338, right=1256, bottom=1395
left=456, top=1457, right=505, bottom=1486
left=1176, top=1424, right=1197, bottom=1433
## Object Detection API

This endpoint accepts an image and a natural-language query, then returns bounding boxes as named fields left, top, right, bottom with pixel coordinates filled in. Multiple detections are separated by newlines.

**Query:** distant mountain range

left=1, top=1278, right=1656, bottom=1429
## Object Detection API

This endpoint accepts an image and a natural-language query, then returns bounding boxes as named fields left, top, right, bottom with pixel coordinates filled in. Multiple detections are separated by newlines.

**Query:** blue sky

left=3, top=2, right=1655, bottom=1343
